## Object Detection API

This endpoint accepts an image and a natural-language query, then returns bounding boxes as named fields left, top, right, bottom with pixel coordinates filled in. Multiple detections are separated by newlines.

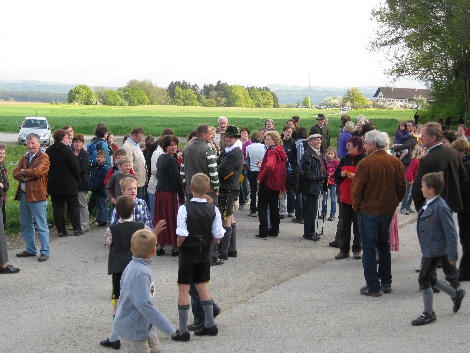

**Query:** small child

left=100, top=195, right=166, bottom=349
left=171, top=173, right=225, bottom=342
left=104, top=149, right=134, bottom=186
left=105, top=156, right=137, bottom=206
left=393, top=121, right=410, bottom=160
left=110, top=177, right=152, bottom=229
left=111, top=228, right=176, bottom=352
left=322, top=147, right=340, bottom=221
left=412, top=171, right=465, bottom=326
left=90, top=150, right=109, bottom=226
left=400, top=145, right=424, bottom=215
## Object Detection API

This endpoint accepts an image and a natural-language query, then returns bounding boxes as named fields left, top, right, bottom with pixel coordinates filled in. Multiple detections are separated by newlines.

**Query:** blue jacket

left=90, top=163, right=109, bottom=196
left=112, top=257, right=175, bottom=340
left=417, top=196, right=458, bottom=260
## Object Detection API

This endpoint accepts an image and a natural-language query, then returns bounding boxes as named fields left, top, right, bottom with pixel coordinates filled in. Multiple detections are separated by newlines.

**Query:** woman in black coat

left=45, top=129, right=81, bottom=237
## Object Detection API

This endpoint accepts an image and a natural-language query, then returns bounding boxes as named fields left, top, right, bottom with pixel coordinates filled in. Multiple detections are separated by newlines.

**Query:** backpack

left=87, top=139, right=104, bottom=165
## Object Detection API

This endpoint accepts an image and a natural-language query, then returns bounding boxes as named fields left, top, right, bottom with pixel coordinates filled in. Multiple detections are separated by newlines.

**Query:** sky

left=0, top=0, right=426, bottom=89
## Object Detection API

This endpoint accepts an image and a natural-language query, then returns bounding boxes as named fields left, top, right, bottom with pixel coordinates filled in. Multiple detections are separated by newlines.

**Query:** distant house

left=373, top=87, right=433, bottom=106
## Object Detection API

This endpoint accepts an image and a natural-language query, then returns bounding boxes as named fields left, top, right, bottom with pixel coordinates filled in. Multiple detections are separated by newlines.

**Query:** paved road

left=1, top=209, right=469, bottom=352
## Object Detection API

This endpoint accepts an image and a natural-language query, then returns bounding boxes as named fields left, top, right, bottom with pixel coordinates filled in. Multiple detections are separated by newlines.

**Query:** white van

left=18, top=117, right=52, bottom=145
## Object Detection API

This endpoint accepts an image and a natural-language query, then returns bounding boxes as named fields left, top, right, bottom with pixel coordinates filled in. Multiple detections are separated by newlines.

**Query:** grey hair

left=364, top=130, right=389, bottom=149
left=26, top=133, right=41, bottom=141
left=218, top=116, right=228, bottom=123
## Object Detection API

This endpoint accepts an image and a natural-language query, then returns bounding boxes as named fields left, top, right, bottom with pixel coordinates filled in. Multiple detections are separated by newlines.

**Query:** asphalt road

left=2, top=209, right=469, bottom=353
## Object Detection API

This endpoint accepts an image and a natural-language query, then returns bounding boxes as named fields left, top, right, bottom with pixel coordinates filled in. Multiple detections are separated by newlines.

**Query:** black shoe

left=194, top=325, right=218, bottom=336
left=327, top=215, right=335, bottom=221
left=156, top=249, right=165, bottom=256
left=99, top=338, right=121, bottom=350
left=453, top=289, right=465, bottom=313
left=267, top=232, right=278, bottom=237
left=255, top=234, right=267, bottom=240
left=279, top=214, right=285, bottom=219
left=411, top=311, right=436, bottom=326
left=211, top=257, right=224, bottom=266
left=74, top=229, right=83, bottom=236
left=16, top=251, right=36, bottom=257
left=171, top=330, right=190, bottom=342
left=219, top=254, right=228, bottom=260
left=213, top=306, right=221, bottom=318
left=335, top=252, right=350, bottom=260
left=97, top=221, right=107, bottom=227
left=0, top=265, right=20, bottom=274
left=381, top=285, right=392, bottom=293
left=228, top=251, right=238, bottom=257
left=319, top=213, right=326, bottom=219
left=328, top=241, right=341, bottom=248
left=303, top=234, right=315, bottom=241
left=312, top=234, right=320, bottom=242
left=187, top=322, right=204, bottom=331
left=291, top=218, right=303, bottom=224
left=58, top=232, right=68, bottom=237
left=171, top=249, right=180, bottom=257
left=38, top=254, right=49, bottom=262
left=432, top=286, right=440, bottom=293
left=360, top=285, right=382, bottom=297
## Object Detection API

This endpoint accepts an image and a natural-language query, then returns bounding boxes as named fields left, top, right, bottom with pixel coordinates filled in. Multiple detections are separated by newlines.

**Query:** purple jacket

left=337, top=131, right=352, bottom=158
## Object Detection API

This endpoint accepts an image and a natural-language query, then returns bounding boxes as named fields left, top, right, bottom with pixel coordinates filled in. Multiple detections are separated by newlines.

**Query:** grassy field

left=0, top=102, right=418, bottom=138
left=0, top=102, right=420, bottom=236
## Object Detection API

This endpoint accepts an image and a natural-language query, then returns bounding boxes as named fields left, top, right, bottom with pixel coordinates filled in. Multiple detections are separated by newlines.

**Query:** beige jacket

left=122, top=139, right=147, bottom=187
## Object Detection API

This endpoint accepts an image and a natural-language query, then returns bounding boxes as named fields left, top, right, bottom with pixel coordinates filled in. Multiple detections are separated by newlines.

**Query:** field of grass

left=0, top=102, right=420, bottom=236
left=0, top=103, right=418, bottom=139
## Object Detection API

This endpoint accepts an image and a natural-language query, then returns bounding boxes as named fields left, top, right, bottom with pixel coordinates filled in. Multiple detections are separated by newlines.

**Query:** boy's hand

left=449, top=260, right=457, bottom=266
left=153, top=220, right=167, bottom=236
left=211, top=238, right=220, bottom=244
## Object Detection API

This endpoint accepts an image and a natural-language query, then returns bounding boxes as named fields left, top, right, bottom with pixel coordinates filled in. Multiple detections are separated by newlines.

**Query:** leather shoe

left=194, top=325, right=218, bottom=336
left=360, top=285, right=382, bottom=297
left=228, top=251, right=237, bottom=257
left=255, top=234, right=267, bottom=240
left=171, top=330, right=190, bottom=342
left=38, top=254, right=49, bottom=262
left=16, top=251, right=36, bottom=257
left=187, top=322, right=204, bottom=331
left=211, top=258, right=224, bottom=266
left=335, top=252, right=350, bottom=260
left=328, top=241, right=341, bottom=248
left=303, top=234, right=315, bottom=241
left=171, top=249, right=180, bottom=257
left=453, top=289, right=465, bottom=313
left=99, top=338, right=121, bottom=350
left=156, top=249, right=165, bottom=256
left=0, top=265, right=20, bottom=274
left=411, top=311, right=436, bottom=326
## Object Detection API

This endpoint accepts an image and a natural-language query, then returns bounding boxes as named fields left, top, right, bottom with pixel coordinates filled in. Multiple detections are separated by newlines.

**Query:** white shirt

left=176, top=198, right=225, bottom=239
left=422, top=196, right=438, bottom=211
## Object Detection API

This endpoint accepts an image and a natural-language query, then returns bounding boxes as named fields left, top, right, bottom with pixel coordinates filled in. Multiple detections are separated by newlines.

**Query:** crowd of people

left=2, top=112, right=470, bottom=350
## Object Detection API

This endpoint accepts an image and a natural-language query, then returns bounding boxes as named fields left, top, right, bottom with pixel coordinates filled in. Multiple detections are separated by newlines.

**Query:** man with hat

left=217, top=126, right=244, bottom=260
left=298, top=134, right=327, bottom=241
left=309, top=114, right=330, bottom=155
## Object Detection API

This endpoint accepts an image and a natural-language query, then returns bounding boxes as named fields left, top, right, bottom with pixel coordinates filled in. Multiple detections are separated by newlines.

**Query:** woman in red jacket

left=256, top=131, right=287, bottom=239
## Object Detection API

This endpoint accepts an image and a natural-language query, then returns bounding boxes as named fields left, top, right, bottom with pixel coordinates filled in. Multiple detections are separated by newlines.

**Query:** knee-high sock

left=434, top=279, right=458, bottom=299
left=218, top=227, right=232, bottom=257
left=202, top=300, right=215, bottom=328
left=178, top=304, right=190, bottom=334
left=229, top=223, right=237, bottom=253
left=422, top=287, right=434, bottom=314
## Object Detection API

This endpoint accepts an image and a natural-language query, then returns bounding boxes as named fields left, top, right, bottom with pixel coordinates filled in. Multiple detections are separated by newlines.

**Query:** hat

left=307, top=134, right=322, bottom=142
left=223, top=125, right=241, bottom=138
left=316, top=114, right=326, bottom=120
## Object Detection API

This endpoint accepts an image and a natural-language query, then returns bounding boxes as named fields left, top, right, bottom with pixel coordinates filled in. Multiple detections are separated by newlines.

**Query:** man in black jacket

left=298, top=134, right=326, bottom=241
left=309, top=114, right=330, bottom=155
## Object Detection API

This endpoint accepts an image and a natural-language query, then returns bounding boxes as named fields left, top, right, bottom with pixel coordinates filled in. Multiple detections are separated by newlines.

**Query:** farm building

left=373, top=87, right=433, bottom=106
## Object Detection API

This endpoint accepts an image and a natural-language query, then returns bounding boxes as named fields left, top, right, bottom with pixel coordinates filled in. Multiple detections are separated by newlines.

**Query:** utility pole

left=308, top=73, right=311, bottom=108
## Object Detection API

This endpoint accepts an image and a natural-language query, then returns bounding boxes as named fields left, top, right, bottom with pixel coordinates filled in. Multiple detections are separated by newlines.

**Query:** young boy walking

left=101, top=195, right=166, bottom=349
left=105, top=156, right=137, bottom=206
left=90, top=150, right=109, bottom=226
left=110, top=177, right=152, bottom=229
left=412, top=171, right=466, bottom=326
left=171, top=173, right=225, bottom=342
left=111, top=228, right=175, bottom=352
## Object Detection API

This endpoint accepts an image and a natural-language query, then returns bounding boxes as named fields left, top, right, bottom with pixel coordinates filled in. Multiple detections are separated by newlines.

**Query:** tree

left=370, top=0, right=470, bottom=116
left=172, top=86, right=200, bottom=106
left=102, top=89, right=122, bottom=106
left=319, top=96, right=342, bottom=108
left=342, top=88, right=370, bottom=108
left=302, top=96, right=311, bottom=107
left=413, top=95, right=430, bottom=109
left=117, top=86, right=149, bottom=106
left=226, top=85, right=253, bottom=107
left=68, top=84, right=95, bottom=105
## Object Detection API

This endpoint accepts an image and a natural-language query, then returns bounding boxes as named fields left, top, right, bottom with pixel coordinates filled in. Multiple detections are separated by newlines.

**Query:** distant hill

left=0, top=80, right=379, bottom=105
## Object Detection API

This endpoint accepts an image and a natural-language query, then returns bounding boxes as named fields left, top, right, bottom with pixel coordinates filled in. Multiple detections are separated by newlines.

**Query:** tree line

left=67, top=80, right=279, bottom=108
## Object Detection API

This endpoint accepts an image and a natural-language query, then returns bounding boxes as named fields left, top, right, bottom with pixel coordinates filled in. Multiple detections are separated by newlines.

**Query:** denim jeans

left=401, top=182, right=413, bottom=211
left=189, top=282, right=221, bottom=325
left=148, top=193, right=155, bottom=221
left=19, top=193, right=50, bottom=256
left=357, top=211, right=393, bottom=292
left=321, top=185, right=337, bottom=216
left=94, top=193, right=108, bottom=223
left=303, top=193, right=320, bottom=237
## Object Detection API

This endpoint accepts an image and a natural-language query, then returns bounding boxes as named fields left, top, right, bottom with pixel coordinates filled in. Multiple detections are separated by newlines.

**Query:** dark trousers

left=50, top=194, right=81, bottom=234
left=303, top=193, right=319, bottom=237
left=419, top=256, right=459, bottom=289
left=457, top=212, right=470, bottom=279
left=295, top=192, right=304, bottom=221
left=248, top=171, right=259, bottom=213
left=339, top=202, right=360, bottom=254
left=189, top=282, right=220, bottom=325
left=258, top=183, right=280, bottom=236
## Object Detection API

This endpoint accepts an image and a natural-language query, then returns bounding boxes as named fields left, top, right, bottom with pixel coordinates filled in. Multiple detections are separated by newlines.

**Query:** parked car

left=18, top=117, right=52, bottom=145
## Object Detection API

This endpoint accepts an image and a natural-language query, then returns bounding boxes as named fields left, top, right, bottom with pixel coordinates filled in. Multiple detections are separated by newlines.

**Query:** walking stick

left=316, top=190, right=324, bottom=237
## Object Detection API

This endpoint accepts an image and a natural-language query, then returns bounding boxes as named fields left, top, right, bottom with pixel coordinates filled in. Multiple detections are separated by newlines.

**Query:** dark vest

left=182, top=202, right=216, bottom=247
left=108, top=221, right=145, bottom=274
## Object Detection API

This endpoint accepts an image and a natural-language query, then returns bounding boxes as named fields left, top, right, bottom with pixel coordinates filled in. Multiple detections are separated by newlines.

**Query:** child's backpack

left=87, top=139, right=104, bottom=165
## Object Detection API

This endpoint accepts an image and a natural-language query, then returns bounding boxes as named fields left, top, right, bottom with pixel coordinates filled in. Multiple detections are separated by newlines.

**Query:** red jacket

left=405, top=158, right=420, bottom=182
left=257, top=145, right=287, bottom=192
